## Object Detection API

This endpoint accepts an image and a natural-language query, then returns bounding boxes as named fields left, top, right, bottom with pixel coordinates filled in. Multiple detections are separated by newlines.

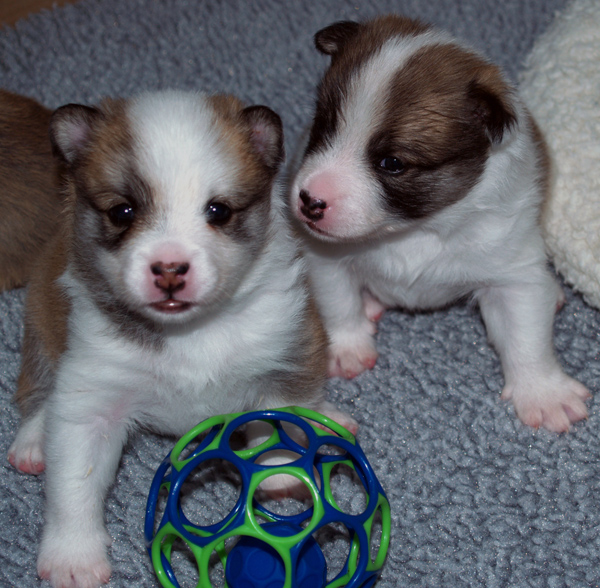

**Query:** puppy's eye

left=107, top=203, right=135, bottom=227
left=378, top=157, right=405, bottom=174
left=206, top=202, right=232, bottom=226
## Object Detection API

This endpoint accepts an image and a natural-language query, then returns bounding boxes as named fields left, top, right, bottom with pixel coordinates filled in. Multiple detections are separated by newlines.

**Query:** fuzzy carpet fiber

left=1, top=0, right=599, bottom=587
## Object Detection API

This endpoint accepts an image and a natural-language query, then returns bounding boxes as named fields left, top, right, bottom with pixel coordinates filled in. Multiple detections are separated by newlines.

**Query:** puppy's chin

left=296, top=214, right=402, bottom=245
left=301, top=220, right=363, bottom=243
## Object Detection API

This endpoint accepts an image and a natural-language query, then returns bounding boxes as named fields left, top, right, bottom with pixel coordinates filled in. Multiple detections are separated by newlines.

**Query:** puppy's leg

left=310, top=261, right=378, bottom=379
left=8, top=407, right=46, bottom=474
left=37, top=403, right=129, bottom=588
left=476, top=273, right=590, bottom=432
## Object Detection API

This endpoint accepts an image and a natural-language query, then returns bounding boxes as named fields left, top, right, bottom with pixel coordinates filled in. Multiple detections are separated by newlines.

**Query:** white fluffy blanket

left=520, top=0, right=600, bottom=309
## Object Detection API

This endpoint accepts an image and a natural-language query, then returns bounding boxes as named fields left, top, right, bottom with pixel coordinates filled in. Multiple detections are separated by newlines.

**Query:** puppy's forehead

left=126, top=92, right=260, bottom=204
left=346, top=35, right=454, bottom=122
left=312, top=25, right=455, bottom=157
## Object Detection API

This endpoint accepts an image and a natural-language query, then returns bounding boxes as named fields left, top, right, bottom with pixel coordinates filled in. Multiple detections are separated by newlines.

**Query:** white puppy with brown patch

left=4, top=90, right=354, bottom=588
left=290, top=16, right=590, bottom=433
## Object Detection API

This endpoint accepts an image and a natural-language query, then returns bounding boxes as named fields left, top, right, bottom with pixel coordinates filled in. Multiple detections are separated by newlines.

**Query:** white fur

left=292, top=28, right=589, bottom=432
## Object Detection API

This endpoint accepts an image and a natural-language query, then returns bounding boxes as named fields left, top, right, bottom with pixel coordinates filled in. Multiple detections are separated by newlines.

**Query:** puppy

left=4, top=90, right=355, bottom=588
left=0, top=90, right=64, bottom=290
left=290, top=15, right=590, bottom=433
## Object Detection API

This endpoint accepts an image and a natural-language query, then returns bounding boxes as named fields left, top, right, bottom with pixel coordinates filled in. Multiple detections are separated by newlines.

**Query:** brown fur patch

left=67, top=98, right=139, bottom=209
left=267, top=284, right=329, bottom=404
left=54, top=99, right=156, bottom=253
left=382, top=44, right=516, bottom=163
left=15, top=228, right=70, bottom=415
left=367, top=42, right=516, bottom=217
left=0, top=90, right=65, bottom=290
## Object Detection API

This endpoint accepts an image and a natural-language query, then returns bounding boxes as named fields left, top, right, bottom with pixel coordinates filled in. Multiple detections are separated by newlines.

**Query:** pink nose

left=150, top=261, right=189, bottom=295
left=299, top=189, right=327, bottom=221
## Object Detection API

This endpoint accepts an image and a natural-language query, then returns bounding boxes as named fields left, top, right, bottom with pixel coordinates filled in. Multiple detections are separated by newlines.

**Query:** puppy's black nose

left=151, top=261, right=189, bottom=294
left=299, top=189, right=327, bottom=221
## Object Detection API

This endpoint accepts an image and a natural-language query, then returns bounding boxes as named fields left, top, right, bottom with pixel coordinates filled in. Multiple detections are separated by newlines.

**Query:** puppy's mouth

left=305, top=220, right=329, bottom=236
left=304, top=220, right=341, bottom=242
left=150, top=298, right=192, bottom=313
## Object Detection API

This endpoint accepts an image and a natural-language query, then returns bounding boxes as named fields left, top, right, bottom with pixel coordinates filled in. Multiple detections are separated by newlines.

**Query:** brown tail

left=0, top=90, right=64, bottom=291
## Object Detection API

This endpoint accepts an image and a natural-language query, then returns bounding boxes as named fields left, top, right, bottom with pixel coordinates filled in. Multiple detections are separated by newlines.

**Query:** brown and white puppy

left=290, top=16, right=590, bottom=432
left=0, top=90, right=64, bottom=291
left=4, top=90, right=355, bottom=588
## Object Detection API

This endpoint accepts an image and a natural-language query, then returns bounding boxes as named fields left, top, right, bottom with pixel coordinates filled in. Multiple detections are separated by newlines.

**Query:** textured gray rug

left=2, top=0, right=599, bottom=587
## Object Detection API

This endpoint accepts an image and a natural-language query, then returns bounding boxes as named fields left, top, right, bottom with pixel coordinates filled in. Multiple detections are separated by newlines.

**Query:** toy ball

left=145, top=406, right=391, bottom=588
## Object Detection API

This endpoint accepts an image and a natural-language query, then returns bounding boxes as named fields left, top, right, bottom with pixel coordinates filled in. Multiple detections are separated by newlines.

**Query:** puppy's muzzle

left=299, top=189, right=327, bottom=221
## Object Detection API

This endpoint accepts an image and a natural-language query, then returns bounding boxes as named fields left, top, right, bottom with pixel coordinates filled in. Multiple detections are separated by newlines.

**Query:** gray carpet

left=1, top=0, right=599, bottom=587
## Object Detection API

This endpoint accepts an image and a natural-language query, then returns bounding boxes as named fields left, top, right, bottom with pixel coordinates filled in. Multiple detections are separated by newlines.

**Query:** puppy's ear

left=49, top=104, right=102, bottom=165
left=314, top=20, right=361, bottom=56
left=467, top=80, right=517, bottom=145
left=240, top=105, right=284, bottom=171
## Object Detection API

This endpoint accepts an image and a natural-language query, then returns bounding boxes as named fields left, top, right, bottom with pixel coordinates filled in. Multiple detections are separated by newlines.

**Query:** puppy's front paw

left=38, top=529, right=112, bottom=588
left=503, top=372, right=590, bottom=433
left=328, top=328, right=378, bottom=379
left=8, top=416, right=45, bottom=475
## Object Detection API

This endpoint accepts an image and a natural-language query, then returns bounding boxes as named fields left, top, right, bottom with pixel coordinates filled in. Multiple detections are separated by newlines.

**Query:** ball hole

left=255, top=449, right=302, bottom=467
left=179, top=458, right=242, bottom=529
left=316, top=442, right=346, bottom=456
left=254, top=472, right=314, bottom=519
left=149, top=483, right=170, bottom=538
left=328, top=462, right=368, bottom=516
left=207, top=543, right=230, bottom=588
left=313, top=522, right=352, bottom=583
left=238, top=418, right=310, bottom=456
left=231, top=420, right=274, bottom=454
left=162, top=536, right=199, bottom=588
left=277, top=420, right=310, bottom=450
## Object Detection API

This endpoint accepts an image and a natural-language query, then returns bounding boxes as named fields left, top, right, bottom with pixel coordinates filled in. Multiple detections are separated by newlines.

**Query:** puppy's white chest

left=354, top=233, right=481, bottom=309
